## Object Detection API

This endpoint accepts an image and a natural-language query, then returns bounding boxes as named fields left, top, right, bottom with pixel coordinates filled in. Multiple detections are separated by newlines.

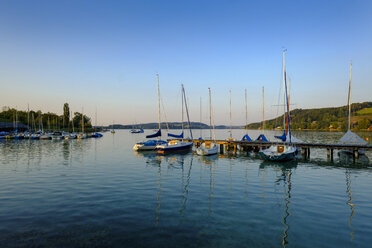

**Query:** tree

left=63, top=103, right=70, bottom=128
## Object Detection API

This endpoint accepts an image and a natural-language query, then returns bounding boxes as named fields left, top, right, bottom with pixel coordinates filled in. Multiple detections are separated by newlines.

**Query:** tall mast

left=181, top=85, right=184, bottom=136
left=182, top=84, right=193, bottom=140
left=200, top=97, right=202, bottom=138
left=229, top=90, right=232, bottom=139
left=157, top=74, right=161, bottom=130
left=347, top=62, right=352, bottom=131
left=209, top=88, right=212, bottom=139
left=245, top=89, right=248, bottom=134
left=283, top=50, right=286, bottom=132
left=15, top=108, right=18, bottom=131
left=71, top=110, right=74, bottom=132
left=95, top=106, right=97, bottom=131
left=262, top=86, right=265, bottom=133
left=27, top=104, right=30, bottom=131
left=82, top=107, right=84, bottom=133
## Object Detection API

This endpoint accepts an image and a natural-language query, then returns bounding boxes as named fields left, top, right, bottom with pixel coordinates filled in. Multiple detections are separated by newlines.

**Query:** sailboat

left=256, top=87, right=269, bottom=142
left=92, top=107, right=103, bottom=138
left=111, top=120, right=116, bottom=134
left=259, top=50, right=298, bottom=161
left=133, top=74, right=167, bottom=151
left=338, top=62, right=368, bottom=155
left=196, top=88, right=218, bottom=156
left=130, top=120, right=144, bottom=133
left=156, top=84, right=193, bottom=154
left=77, top=108, right=87, bottom=139
left=241, top=89, right=252, bottom=141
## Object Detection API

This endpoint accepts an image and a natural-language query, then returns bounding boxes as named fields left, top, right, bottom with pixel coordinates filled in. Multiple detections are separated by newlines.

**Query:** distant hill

left=107, top=122, right=243, bottom=130
left=246, top=102, right=372, bottom=131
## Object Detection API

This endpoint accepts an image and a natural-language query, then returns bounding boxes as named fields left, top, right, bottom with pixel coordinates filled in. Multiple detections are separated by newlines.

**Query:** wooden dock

left=173, top=139, right=372, bottom=160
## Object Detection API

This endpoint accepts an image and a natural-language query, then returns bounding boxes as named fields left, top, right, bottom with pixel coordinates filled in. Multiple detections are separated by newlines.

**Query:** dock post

left=220, top=144, right=224, bottom=154
left=306, top=148, right=310, bottom=159
left=302, top=148, right=307, bottom=159
left=331, top=149, right=333, bottom=161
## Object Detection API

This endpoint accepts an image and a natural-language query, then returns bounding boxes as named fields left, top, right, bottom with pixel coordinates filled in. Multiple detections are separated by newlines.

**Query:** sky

left=0, top=0, right=371, bottom=126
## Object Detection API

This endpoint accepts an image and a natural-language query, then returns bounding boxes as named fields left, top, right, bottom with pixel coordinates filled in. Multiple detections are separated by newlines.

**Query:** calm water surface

left=0, top=130, right=371, bottom=247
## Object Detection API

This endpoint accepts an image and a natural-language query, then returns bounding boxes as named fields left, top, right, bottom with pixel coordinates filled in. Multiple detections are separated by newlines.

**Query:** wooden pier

left=174, top=139, right=372, bottom=160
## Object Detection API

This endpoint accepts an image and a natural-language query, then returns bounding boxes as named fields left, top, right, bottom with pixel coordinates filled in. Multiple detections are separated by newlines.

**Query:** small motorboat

left=130, top=128, right=144, bottom=133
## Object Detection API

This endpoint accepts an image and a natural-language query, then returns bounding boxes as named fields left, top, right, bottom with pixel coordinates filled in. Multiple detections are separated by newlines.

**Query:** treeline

left=110, top=122, right=243, bottom=130
left=246, top=102, right=372, bottom=131
left=0, top=103, right=92, bottom=131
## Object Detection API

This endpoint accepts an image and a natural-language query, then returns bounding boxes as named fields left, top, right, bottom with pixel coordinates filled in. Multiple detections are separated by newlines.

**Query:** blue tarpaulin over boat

left=146, top=129, right=161, bottom=138
left=275, top=131, right=286, bottom=142
left=168, top=131, right=184, bottom=139
left=241, top=134, right=252, bottom=141
left=255, top=134, right=268, bottom=142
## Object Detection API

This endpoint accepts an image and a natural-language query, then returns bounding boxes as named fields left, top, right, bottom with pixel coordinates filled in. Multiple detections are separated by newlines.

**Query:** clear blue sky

left=0, top=0, right=371, bottom=125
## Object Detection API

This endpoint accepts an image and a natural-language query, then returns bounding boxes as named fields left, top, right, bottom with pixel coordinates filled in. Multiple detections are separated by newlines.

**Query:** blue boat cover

left=255, top=134, right=268, bottom=142
left=274, top=131, right=286, bottom=142
left=146, top=129, right=162, bottom=138
left=168, top=131, right=184, bottom=138
left=241, top=134, right=252, bottom=141
left=140, top=140, right=167, bottom=146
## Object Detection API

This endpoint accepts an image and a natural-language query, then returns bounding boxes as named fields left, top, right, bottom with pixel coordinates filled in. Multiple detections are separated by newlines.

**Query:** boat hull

left=259, top=145, right=298, bottom=162
left=156, top=141, right=193, bottom=154
left=196, top=143, right=218, bottom=156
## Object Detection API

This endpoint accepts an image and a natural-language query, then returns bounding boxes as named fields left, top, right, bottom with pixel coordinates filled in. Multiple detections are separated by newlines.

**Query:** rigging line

left=160, top=93, right=169, bottom=132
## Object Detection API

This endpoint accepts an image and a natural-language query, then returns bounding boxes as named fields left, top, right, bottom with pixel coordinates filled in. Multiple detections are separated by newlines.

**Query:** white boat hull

left=196, top=142, right=218, bottom=156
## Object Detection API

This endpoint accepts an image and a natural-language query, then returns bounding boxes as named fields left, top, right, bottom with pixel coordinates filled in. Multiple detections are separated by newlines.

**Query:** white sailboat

left=196, top=88, right=218, bottom=156
left=260, top=50, right=298, bottom=161
left=338, top=63, right=368, bottom=155
left=133, top=74, right=167, bottom=151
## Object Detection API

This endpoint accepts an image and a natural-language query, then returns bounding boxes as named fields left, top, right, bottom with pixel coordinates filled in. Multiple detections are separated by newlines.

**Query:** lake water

left=0, top=130, right=371, bottom=247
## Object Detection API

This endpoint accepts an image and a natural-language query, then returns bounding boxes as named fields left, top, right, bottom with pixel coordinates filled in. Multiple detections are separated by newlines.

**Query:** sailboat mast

left=27, top=104, right=30, bottom=131
left=245, top=89, right=248, bottom=134
left=15, top=108, right=18, bottom=131
left=262, top=86, right=265, bottom=133
left=347, top=62, right=352, bottom=131
left=182, top=84, right=193, bottom=140
left=200, top=97, right=202, bottom=138
left=181, top=86, right=184, bottom=136
left=229, top=90, right=232, bottom=139
left=283, top=50, right=286, bottom=132
left=82, top=107, right=84, bottom=133
left=157, top=74, right=161, bottom=131
left=95, top=106, right=97, bottom=131
left=209, top=88, right=212, bottom=140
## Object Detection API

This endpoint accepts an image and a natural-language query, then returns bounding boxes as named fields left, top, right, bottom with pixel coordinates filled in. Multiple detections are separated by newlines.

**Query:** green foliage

left=63, top=103, right=70, bottom=128
left=356, top=107, right=372, bottom=115
left=0, top=104, right=92, bottom=132
left=246, top=102, right=372, bottom=131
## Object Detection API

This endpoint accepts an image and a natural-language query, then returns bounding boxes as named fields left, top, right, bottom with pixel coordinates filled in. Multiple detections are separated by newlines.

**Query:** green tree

left=63, top=103, right=70, bottom=128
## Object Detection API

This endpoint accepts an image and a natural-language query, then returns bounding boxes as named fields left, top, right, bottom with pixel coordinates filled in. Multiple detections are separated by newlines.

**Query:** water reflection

left=179, top=157, right=192, bottom=216
left=260, top=161, right=297, bottom=248
left=345, top=169, right=355, bottom=241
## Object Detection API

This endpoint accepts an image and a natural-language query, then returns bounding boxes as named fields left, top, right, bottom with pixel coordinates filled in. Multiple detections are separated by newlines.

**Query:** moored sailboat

left=156, top=84, right=193, bottom=154
left=196, top=88, right=218, bottom=156
left=133, top=74, right=167, bottom=151
left=338, top=63, right=368, bottom=156
left=260, top=50, right=298, bottom=161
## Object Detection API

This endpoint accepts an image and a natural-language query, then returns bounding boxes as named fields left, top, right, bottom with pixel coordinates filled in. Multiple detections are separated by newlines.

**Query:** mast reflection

left=345, top=169, right=355, bottom=241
